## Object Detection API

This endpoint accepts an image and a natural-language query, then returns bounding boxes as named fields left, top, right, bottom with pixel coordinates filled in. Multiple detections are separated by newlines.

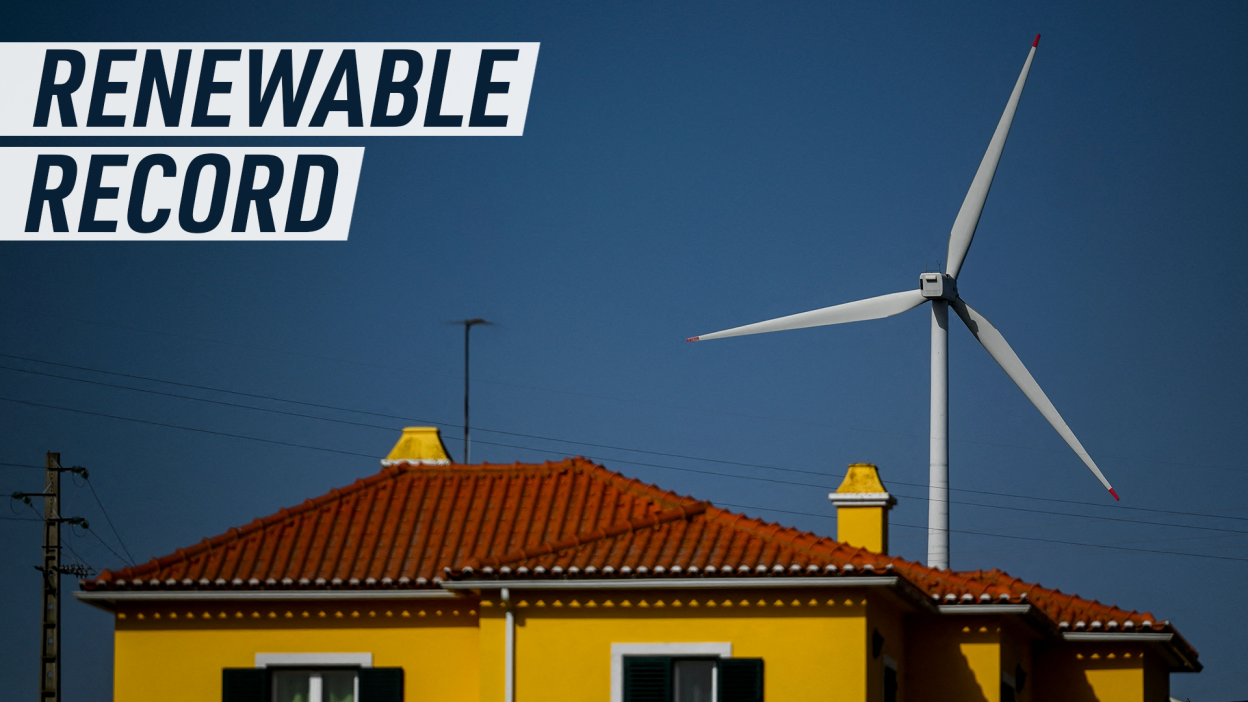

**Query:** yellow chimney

left=382, top=427, right=452, bottom=466
left=828, top=463, right=896, bottom=554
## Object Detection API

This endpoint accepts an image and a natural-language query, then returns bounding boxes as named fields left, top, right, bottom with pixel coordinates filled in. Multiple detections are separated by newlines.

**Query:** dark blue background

left=1, top=1, right=1245, bottom=699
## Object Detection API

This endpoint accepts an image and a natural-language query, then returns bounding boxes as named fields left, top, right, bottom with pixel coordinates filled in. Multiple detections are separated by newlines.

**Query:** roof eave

left=1061, top=631, right=1202, bottom=673
left=445, top=575, right=900, bottom=591
left=445, top=574, right=945, bottom=617
left=73, top=588, right=460, bottom=612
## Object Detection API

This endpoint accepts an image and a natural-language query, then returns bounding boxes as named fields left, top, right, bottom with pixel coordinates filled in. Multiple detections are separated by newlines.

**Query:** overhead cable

left=3, top=358, right=1246, bottom=525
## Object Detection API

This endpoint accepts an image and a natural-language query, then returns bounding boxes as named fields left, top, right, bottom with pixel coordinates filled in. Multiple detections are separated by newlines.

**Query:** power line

left=2, top=308, right=929, bottom=439
left=0, top=363, right=404, bottom=433
left=63, top=526, right=97, bottom=574
left=555, top=449, right=1248, bottom=536
left=19, top=498, right=43, bottom=520
left=4, top=393, right=1245, bottom=567
left=888, top=522, right=1248, bottom=563
left=1, top=319, right=1240, bottom=477
left=0, top=461, right=44, bottom=470
left=0, top=396, right=379, bottom=460
left=717, top=502, right=1248, bottom=564
left=4, top=356, right=1247, bottom=526
left=505, top=440, right=1248, bottom=526
left=939, top=540, right=1248, bottom=560
left=0, top=388, right=1163, bottom=534
left=32, top=485, right=126, bottom=570
left=0, top=307, right=430, bottom=379
left=1, top=307, right=716, bottom=425
left=83, top=478, right=136, bottom=567
left=4, top=375, right=1247, bottom=538
left=916, top=495, right=1248, bottom=535
left=81, top=524, right=133, bottom=569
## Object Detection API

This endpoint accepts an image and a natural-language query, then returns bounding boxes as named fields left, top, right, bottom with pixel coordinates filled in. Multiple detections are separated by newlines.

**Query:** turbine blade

left=688, top=289, right=927, bottom=342
left=951, top=297, right=1118, bottom=499
left=945, top=35, right=1040, bottom=280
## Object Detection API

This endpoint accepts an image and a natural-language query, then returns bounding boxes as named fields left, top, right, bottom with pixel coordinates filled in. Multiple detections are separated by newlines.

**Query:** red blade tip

left=686, top=337, right=700, bottom=342
left=1033, top=34, right=1041, bottom=48
left=1108, top=487, right=1119, bottom=501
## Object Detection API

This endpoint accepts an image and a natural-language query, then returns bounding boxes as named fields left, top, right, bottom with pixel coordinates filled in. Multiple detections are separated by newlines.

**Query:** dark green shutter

left=623, top=657, right=673, bottom=702
left=222, top=668, right=266, bottom=702
left=359, top=667, right=404, bottom=702
left=719, top=658, right=764, bottom=702
left=883, top=666, right=898, bottom=702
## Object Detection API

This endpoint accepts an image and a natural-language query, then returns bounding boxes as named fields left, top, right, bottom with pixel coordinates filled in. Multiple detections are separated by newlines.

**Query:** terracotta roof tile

left=83, top=457, right=1189, bottom=654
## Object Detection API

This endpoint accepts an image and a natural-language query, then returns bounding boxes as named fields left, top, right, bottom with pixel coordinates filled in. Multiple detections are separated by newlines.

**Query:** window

left=882, top=655, right=898, bottom=702
left=222, top=667, right=403, bottom=702
left=883, top=666, right=897, bottom=702
left=1001, top=668, right=1019, bottom=702
left=623, top=656, right=763, bottom=702
left=271, top=669, right=357, bottom=702
left=675, top=660, right=715, bottom=702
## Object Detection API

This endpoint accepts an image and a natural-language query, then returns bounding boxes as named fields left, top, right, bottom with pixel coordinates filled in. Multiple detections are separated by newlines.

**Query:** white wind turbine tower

left=686, top=35, right=1118, bottom=571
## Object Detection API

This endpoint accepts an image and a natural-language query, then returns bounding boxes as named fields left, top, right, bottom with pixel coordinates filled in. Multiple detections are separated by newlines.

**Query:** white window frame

left=255, top=653, right=373, bottom=668
left=256, top=654, right=373, bottom=702
left=610, top=642, right=732, bottom=702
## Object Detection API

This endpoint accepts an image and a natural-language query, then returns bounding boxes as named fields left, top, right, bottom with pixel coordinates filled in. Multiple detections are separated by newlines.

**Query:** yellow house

left=76, top=427, right=1200, bottom=702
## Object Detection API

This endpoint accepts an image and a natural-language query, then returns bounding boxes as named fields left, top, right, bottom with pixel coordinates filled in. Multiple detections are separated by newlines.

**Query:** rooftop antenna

left=688, top=35, right=1117, bottom=571
left=447, top=318, right=494, bottom=463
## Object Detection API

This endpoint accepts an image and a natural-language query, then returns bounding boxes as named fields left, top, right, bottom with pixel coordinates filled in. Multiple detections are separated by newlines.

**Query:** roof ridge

left=461, top=502, right=710, bottom=571
left=574, top=458, right=700, bottom=510
left=701, top=505, right=885, bottom=567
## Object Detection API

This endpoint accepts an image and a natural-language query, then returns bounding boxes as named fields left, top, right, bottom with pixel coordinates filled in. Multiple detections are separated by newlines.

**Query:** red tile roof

left=82, top=457, right=1194, bottom=661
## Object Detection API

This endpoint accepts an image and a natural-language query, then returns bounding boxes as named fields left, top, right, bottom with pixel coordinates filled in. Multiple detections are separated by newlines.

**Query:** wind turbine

left=686, top=35, right=1117, bottom=571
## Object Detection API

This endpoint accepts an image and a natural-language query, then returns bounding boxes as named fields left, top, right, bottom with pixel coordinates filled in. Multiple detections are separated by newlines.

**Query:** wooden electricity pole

left=11, top=453, right=90, bottom=702
left=39, top=452, right=61, bottom=702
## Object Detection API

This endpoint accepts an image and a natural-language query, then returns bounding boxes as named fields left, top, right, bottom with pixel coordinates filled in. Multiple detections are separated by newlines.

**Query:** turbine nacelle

left=919, top=273, right=958, bottom=302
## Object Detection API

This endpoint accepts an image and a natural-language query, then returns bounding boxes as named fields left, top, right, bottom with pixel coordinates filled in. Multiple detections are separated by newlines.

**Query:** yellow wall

left=904, top=616, right=1036, bottom=702
left=479, top=588, right=878, bottom=702
left=104, top=591, right=1178, bottom=702
left=478, top=602, right=507, bottom=702
left=112, top=599, right=479, bottom=702
left=1034, top=644, right=1169, bottom=702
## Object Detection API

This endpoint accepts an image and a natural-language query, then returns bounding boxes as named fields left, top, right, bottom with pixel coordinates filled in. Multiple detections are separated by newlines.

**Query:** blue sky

left=1, top=1, right=1246, bottom=699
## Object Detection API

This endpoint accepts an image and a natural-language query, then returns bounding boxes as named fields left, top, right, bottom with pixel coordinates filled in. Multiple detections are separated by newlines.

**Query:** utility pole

left=447, top=319, right=494, bottom=463
left=40, top=452, right=60, bottom=702
left=13, top=453, right=89, bottom=702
